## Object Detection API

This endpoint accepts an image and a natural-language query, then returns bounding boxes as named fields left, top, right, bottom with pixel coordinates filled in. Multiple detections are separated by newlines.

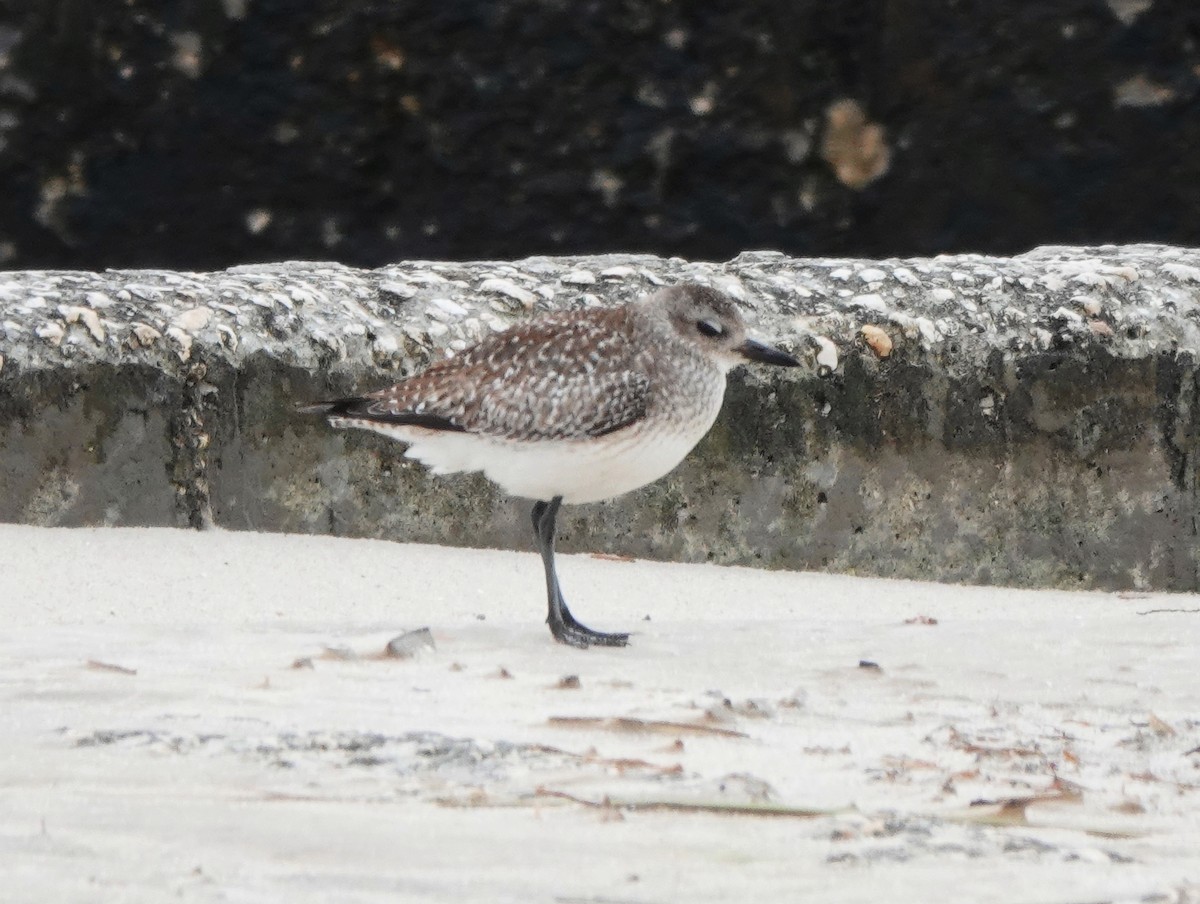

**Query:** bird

left=300, top=283, right=800, bottom=648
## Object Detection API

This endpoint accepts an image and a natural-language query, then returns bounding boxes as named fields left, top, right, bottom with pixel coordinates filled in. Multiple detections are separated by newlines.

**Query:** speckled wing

left=337, top=307, right=652, bottom=441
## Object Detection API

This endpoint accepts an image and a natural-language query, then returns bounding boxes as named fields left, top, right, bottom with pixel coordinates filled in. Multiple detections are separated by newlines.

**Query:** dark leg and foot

left=531, top=498, right=630, bottom=648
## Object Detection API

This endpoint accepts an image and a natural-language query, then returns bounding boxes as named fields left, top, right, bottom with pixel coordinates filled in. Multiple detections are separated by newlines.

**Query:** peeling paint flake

left=173, top=307, right=212, bottom=332
left=217, top=324, right=239, bottom=351
left=84, top=291, right=114, bottom=309
left=561, top=270, right=596, bottom=286
left=165, top=325, right=193, bottom=361
left=380, top=281, right=418, bottom=300
left=427, top=297, right=468, bottom=322
left=35, top=321, right=65, bottom=346
left=599, top=266, right=638, bottom=280
left=711, top=277, right=748, bottom=302
left=479, top=278, right=536, bottom=308
left=849, top=293, right=887, bottom=313
left=288, top=283, right=330, bottom=306
left=123, top=283, right=165, bottom=302
left=1050, top=260, right=1141, bottom=288
left=129, top=323, right=162, bottom=347
left=1052, top=306, right=1084, bottom=323
left=1161, top=262, right=1200, bottom=283
left=373, top=334, right=400, bottom=356
left=59, top=305, right=106, bottom=342
left=916, top=318, right=941, bottom=343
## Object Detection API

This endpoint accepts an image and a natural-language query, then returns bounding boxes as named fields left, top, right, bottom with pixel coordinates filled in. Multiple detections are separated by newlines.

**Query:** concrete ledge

left=2, top=245, right=1199, bottom=590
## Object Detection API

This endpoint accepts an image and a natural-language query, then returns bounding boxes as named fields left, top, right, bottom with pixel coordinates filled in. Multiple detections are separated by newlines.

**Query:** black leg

left=531, top=498, right=630, bottom=648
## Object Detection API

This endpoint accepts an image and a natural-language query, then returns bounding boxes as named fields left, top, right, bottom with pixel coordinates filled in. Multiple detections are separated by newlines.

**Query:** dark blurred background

left=1, top=0, right=1198, bottom=270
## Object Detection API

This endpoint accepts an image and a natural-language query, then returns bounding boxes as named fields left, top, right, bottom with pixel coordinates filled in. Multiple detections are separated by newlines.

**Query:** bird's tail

left=296, top=396, right=464, bottom=432
left=295, top=398, right=363, bottom=416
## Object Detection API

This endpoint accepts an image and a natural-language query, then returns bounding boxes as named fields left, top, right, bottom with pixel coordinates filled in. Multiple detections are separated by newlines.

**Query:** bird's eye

left=696, top=319, right=724, bottom=338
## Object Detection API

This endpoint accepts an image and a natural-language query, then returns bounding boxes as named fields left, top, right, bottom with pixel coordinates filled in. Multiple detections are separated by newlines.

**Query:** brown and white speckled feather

left=356, top=305, right=654, bottom=441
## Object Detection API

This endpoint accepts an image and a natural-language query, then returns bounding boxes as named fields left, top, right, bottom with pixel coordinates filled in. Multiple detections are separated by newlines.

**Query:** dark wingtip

left=295, top=398, right=364, bottom=417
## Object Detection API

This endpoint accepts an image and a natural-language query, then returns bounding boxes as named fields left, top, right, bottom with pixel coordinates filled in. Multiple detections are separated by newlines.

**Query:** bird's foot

left=548, top=614, right=630, bottom=648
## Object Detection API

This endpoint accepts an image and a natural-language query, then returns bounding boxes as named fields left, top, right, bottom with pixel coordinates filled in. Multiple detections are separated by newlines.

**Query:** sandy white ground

left=0, top=524, right=1197, bottom=903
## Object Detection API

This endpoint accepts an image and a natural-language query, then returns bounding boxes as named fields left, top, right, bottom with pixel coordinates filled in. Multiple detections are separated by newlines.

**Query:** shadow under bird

left=300, top=283, right=799, bottom=648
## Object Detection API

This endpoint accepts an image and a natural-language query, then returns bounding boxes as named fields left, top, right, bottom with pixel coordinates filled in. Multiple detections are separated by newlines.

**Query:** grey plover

left=301, top=283, right=799, bottom=648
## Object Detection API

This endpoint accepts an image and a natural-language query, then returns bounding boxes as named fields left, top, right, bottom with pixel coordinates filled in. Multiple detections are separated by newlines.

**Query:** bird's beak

left=736, top=337, right=800, bottom=367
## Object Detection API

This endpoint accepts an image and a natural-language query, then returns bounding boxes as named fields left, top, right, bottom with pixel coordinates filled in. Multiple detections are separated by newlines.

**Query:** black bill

left=736, top=337, right=800, bottom=367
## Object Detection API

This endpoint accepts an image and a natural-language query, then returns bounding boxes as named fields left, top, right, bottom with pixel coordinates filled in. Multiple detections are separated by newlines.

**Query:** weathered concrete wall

left=2, top=245, right=1200, bottom=591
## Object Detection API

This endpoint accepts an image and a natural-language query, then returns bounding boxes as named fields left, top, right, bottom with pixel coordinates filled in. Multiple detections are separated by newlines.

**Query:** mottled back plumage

left=341, top=305, right=653, bottom=441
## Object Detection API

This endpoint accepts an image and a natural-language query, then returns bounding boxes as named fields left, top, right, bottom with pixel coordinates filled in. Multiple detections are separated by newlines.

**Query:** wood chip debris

left=86, top=659, right=137, bottom=676
left=548, top=716, right=748, bottom=739
left=532, top=788, right=833, bottom=818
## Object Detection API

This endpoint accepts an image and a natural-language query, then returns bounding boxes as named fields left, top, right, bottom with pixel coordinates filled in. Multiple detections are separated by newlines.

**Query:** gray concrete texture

left=1, top=245, right=1198, bottom=591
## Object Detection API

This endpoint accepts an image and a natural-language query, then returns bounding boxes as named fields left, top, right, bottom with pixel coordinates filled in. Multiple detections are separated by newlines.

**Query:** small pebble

left=860, top=324, right=893, bottom=358
left=384, top=627, right=436, bottom=659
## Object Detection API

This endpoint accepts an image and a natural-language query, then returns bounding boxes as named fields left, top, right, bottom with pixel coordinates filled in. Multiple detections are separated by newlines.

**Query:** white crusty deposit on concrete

left=2, top=244, right=1200, bottom=382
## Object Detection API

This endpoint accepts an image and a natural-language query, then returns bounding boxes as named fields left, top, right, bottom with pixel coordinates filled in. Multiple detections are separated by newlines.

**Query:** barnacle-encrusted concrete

left=2, top=245, right=1200, bottom=590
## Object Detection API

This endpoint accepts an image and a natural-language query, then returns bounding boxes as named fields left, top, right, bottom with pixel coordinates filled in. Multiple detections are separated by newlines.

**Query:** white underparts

left=328, top=394, right=724, bottom=504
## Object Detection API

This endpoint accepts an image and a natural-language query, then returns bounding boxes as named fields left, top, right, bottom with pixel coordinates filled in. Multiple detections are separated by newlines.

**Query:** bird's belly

left=487, top=425, right=710, bottom=503
left=343, top=414, right=717, bottom=504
